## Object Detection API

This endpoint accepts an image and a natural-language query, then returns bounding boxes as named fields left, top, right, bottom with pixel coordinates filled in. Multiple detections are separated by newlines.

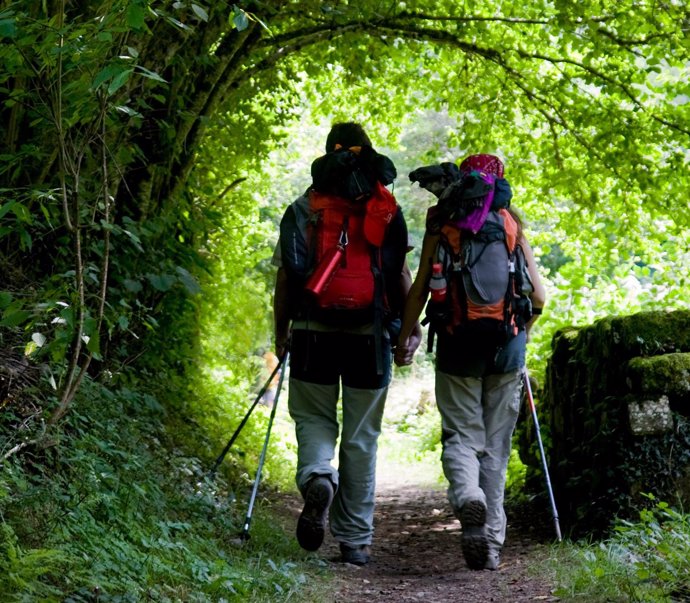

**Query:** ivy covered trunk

left=518, top=310, right=690, bottom=538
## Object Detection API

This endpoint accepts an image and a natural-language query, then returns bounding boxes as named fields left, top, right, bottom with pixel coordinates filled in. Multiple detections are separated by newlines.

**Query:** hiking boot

left=459, top=500, right=488, bottom=570
left=340, top=543, right=371, bottom=566
left=485, top=550, right=500, bottom=571
left=296, top=476, right=334, bottom=551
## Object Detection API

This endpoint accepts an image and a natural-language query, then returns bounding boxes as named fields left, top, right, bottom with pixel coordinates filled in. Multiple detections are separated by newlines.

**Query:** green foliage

left=551, top=497, right=690, bottom=602
left=384, top=372, right=444, bottom=482
left=181, top=103, right=298, bottom=488
left=505, top=448, right=527, bottom=497
left=0, top=379, right=324, bottom=602
left=1, top=0, right=687, bottom=423
left=0, top=0, right=217, bottom=424
left=525, top=208, right=690, bottom=377
left=0, top=523, right=66, bottom=600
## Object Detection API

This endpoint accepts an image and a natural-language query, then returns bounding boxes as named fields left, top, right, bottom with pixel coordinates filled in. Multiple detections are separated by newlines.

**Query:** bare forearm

left=399, top=279, right=427, bottom=343
left=521, top=236, right=546, bottom=338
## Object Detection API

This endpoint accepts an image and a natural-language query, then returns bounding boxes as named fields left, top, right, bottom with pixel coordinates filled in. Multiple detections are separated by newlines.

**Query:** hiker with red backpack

left=394, top=154, right=546, bottom=571
left=273, top=122, right=421, bottom=566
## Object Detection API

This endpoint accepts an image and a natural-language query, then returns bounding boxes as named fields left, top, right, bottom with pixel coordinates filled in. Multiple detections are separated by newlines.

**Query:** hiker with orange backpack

left=273, top=122, right=421, bottom=565
left=394, top=154, right=546, bottom=571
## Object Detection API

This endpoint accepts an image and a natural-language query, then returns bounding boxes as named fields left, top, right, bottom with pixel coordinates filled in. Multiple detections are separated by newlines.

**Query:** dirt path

left=271, top=376, right=561, bottom=601
left=279, top=482, right=561, bottom=602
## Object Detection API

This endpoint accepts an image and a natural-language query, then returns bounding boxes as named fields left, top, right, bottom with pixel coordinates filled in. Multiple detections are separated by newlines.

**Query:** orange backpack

left=424, top=208, right=533, bottom=347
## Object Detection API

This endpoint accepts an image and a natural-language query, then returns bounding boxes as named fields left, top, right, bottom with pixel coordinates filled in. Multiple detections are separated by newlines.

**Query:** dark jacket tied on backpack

left=311, top=144, right=397, bottom=200
left=279, top=145, right=408, bottom=371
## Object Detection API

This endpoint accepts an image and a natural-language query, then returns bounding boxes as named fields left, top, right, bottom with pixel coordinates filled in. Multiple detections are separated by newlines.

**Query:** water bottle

left=429, top=262, right=447, bottom=303
left=305, top=244, right=345, bottom=297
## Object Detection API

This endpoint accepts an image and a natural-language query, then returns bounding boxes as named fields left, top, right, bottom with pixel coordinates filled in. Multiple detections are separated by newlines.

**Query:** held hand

left=407, top=324, right=423, bottom=356
left=394, top=338, right=419, bottom=366
left=393, top=324, right=423, bottom=367
left=394, top=343, right=414, bottom=367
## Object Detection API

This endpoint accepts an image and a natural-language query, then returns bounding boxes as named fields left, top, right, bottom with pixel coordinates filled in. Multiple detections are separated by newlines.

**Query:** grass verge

left=548, top=497, right=690, bottom=602
left=0, top=379, right=328, bottom=602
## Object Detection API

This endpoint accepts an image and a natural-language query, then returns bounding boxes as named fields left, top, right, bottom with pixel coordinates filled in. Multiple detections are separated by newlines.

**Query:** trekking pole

left=239, top=349, right=290, bottom=541
left=209, top=350, right=287, bottom=478
left=522, top=367, right=563, bottom=542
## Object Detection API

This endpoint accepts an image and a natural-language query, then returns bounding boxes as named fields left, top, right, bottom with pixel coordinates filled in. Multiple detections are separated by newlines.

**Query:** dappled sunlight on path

left=322, top=486, right=559, bottom=602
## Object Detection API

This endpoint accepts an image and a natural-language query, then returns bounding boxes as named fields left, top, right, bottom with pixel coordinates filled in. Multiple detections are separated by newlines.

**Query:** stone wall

left=517, top=309, right=690, bottom=538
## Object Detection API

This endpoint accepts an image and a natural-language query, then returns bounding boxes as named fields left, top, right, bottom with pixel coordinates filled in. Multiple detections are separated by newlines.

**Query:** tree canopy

left=1, top=0, right=689, bottom=429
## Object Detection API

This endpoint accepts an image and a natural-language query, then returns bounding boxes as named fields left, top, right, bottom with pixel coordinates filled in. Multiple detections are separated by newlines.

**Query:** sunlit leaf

left=31, top=332, right=47, bottom=347
left=135, top=65, right=168, bottom=84
left=115, top=105, right=142, bottom=117
left=191, top=4, right=209, bottom=22
left=108, top=68, right=133, bottom=95
left=232, top=5, right=248, bottom=31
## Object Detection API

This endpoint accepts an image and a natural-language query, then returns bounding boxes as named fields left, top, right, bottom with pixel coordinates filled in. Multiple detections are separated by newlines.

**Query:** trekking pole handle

left=209, top=348, right=288, bottom=477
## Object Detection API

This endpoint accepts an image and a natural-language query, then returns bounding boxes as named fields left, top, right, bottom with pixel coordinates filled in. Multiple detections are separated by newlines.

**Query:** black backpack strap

left=427, top=321, right=437, bottom=354
left=504, top=248, right=517, bottom=336
left=371, top=247, right=385, bottom=375
left=513, top=243, right=533, bottom=329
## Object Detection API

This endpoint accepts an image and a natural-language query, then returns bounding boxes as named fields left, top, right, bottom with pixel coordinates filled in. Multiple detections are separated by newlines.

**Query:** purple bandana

left=452, top=172, right=496, bottom=234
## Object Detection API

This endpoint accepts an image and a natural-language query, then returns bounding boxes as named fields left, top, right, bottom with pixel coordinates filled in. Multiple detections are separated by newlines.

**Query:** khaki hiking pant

left=288, top=378, right=387, bottom=547
left=435, top=369, right=522, bottom=553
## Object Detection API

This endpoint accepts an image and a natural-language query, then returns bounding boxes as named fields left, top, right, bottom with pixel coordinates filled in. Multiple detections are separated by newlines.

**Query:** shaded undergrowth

left=548, top=498, right=690, bottom=602
left=0, top=379, right=326, bottom=602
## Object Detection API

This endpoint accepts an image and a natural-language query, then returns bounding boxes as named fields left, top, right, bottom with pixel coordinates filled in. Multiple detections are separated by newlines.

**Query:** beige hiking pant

left=435, top=369, right=522, bottom=552
left=288, top=378, right=387, bottom=547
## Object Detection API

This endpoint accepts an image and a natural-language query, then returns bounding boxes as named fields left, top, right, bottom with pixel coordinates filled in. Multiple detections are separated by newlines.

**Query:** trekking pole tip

left=229, top=535, right=249, bottom=546
left=230, top=525, right=252, bottom=546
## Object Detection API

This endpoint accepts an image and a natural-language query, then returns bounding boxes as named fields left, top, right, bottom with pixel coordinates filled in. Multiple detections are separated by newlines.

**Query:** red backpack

left=280, top=180, right=400, bottom=326
left=306, top=192, right=376, bottom=310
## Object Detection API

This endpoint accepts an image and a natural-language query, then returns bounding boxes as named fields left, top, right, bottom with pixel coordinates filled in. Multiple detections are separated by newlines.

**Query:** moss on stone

left=612, top=310, right=690, bottom=358
left=626, top=353, right=690, bottom=396
left=538, top=309, right=690, bottom=537
left=568, top=310, right=690, bottom=364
